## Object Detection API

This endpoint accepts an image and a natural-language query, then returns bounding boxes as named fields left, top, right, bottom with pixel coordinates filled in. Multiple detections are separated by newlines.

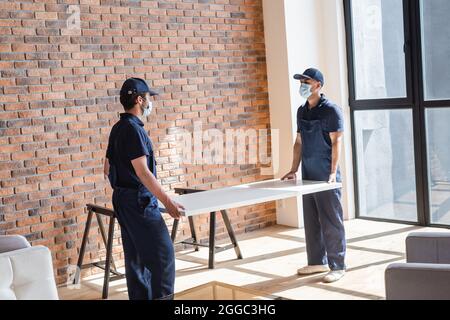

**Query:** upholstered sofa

left=0, top=235, right=59, bottom=300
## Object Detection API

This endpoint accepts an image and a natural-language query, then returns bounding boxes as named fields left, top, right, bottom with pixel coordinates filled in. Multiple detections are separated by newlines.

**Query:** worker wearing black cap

left=104, top=78, right=184, bottom=300
left=282, top=68, right=347, bottom=283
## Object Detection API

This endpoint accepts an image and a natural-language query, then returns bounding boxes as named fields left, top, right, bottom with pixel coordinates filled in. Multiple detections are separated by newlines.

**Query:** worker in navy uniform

left=282, top=68, right=347, bottom=283
left=104, top=78, right=184, bottom=300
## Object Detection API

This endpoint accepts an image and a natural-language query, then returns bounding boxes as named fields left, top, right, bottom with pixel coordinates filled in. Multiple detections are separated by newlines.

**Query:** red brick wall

left=0, top=0, right=275, bottom=285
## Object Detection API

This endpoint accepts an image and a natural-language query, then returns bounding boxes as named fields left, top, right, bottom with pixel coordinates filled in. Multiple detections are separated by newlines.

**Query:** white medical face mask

left=300, top=83, right=313, bottom=99
left=142, top=100, right=153, bottom=118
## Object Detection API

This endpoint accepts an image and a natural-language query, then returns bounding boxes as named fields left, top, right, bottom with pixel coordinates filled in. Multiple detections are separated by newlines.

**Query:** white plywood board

left=160, top=179, right=342, bottom=217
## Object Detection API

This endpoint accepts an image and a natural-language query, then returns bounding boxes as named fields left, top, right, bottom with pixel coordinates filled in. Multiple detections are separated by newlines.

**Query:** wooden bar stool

left=74, top=204, right=125, bottom=299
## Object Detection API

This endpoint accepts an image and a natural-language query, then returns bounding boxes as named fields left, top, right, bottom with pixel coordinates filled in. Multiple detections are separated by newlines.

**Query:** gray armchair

left=385, top=232, right=450, bottom=300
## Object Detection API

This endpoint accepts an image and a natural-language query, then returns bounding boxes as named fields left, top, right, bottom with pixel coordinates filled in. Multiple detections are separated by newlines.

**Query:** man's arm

left=281, top=133, right=302, bottom=180
left=131, top=156, right=184, bottom=219
left=103, top=157, right=110, bottom=179
left=329, top=131, right=343, bottom=183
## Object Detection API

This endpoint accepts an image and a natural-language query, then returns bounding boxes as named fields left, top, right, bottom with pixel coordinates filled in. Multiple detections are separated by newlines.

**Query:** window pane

left=421, top=0, right=450, bottom=101
left=355, top=110, right=418, bottom=222
left=351, top=0, right=407, bottom=100
left=426, top=108, right=450, bottom=225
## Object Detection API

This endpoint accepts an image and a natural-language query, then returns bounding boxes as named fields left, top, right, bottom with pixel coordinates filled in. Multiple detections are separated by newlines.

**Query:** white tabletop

left=161, top=179, right=342, bottom=217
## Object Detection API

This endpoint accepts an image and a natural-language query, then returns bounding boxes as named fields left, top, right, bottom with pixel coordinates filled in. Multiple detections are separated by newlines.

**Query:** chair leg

left=74, top=208, right=93, bottom=285
left=102, top=216, right=115, bottom=300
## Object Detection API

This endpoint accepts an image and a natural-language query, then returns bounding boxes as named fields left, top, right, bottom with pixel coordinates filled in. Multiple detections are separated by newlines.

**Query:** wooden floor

left=58, top=219, right=448, bottom=300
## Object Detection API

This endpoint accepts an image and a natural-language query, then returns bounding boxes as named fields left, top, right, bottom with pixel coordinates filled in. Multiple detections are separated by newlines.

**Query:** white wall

left=262, top=0, right=303, bottom=227
left=319, top=0, right=355, bottom=220
left=263, top=0, right=355, bottom=225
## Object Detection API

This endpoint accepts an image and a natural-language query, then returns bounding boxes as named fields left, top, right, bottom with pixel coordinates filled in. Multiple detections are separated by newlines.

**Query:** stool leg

left=96, top=213, right=118, bottom=272
left=208, top=212, right=216, bottom=269
left=75, top=208, right=93, bottom=285
left=102, top=216, right=115, bottom=300
left=171, top=218, right=179, bottom=243
left=188, top=216, right=199, bottom=251
left=221, top=210, right=243, bottom=259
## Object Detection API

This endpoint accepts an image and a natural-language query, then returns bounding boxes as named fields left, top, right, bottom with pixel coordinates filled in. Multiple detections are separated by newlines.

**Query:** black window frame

left=344, top=0, right=450, bottom=228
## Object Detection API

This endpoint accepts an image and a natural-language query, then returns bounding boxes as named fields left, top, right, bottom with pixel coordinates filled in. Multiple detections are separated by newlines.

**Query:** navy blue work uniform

left=106, top=113, right=175, bottom=300
left=297, top=94, right=346, bottom=271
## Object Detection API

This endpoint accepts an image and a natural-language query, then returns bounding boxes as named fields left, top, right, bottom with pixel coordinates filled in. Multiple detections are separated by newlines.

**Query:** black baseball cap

left=294, top=68, right=325, bottom=86
left=120, top=78, right=159, bottom=97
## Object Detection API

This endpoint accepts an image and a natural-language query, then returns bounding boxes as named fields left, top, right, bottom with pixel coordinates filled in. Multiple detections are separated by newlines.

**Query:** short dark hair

left=120, top=92, right=148, bottom=111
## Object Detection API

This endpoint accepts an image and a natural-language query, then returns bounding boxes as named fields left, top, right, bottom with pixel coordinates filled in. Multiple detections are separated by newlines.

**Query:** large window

left=345, top=0, right=450, bottom=227
left=351, top=0, right=407, bottom=100
left=426, top=109, right=450, bottom=225
left=354, top=110, right=417, bottom=222
left=421, top=0, right=450, bottom=101
left=421, top=0, right=450, bottom=226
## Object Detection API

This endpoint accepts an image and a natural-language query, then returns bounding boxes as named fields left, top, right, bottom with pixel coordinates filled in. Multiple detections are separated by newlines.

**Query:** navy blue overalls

left=297, top=95, right=346, bottom=271
left=106, top=113, right=175, bottom=300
